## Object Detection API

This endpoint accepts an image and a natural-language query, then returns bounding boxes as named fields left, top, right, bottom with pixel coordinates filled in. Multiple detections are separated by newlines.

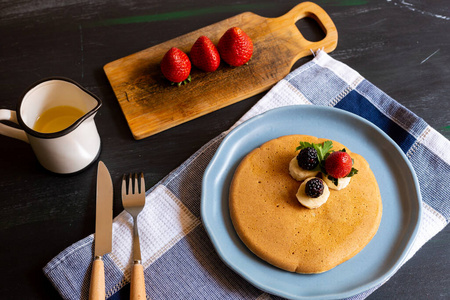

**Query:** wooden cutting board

left=104, top=1, right=337, bottom=140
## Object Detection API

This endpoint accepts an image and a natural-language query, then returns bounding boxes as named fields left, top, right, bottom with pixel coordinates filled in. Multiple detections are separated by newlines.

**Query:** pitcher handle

left=0, top=109, right=29, bottom=143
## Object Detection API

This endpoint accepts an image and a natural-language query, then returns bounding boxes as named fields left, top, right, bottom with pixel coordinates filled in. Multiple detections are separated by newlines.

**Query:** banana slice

left=289, top=157, right=319, bottom=181
left=323, top=175, right=351, bottom=190
left=296, top=177, right=330, bottom=209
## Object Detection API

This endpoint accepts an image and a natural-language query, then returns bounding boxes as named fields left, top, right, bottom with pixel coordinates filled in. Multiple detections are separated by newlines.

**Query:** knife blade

left=89, top=161, right=113, bottom=300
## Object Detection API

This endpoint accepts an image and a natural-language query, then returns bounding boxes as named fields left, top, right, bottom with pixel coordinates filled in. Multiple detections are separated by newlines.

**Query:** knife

left=89, top=161, right=113, bottom=300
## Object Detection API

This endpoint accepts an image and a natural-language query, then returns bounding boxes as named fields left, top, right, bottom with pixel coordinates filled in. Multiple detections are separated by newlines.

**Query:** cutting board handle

left=273, top=1, right=338, bottom=56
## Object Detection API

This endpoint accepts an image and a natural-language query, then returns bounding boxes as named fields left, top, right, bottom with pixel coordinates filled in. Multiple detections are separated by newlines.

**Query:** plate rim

left=201, top=105, right=422, bottom=299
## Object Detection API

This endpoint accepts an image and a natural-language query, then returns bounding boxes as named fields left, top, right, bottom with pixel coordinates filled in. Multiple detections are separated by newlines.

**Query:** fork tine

left=134, top=173, right=139, bottom=194
left=140, top=173, right=145, bottom=195
left=128, top=173, right=133, bottom=195
left=121, top=174, right=127, bottom=197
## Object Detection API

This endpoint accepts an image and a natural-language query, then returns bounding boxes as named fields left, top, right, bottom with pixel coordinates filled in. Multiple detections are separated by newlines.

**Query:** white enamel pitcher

left=0, top=78, right=102, bottom=174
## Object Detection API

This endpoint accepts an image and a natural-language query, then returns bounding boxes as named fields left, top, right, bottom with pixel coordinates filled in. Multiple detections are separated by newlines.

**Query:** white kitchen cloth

left=44, top=50, right=449, bottom=299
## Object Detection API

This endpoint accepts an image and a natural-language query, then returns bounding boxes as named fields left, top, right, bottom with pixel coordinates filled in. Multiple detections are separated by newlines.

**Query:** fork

left=122, top=173, right=147, bottom=300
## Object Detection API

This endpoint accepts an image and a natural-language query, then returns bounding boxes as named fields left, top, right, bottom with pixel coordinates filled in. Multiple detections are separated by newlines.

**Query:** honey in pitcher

left=33, top=105, right=85, bottom=133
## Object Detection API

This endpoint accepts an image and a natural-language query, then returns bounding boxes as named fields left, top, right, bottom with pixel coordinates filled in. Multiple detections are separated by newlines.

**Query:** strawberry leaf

left=172, top=75, right=192, bottom=87
left=327, top=175, right=339, bottom=186
left=347, top=168, right=358, bottom=177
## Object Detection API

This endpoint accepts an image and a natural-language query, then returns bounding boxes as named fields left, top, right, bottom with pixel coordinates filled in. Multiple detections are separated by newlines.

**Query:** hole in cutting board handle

left=295, top=17, right=326, bottom=42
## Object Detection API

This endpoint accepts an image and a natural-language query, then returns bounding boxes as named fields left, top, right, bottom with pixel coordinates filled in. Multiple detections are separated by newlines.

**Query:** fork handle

left=89, top=257, right=105, bottom=300
left=130, top=262, right=146, bottom=300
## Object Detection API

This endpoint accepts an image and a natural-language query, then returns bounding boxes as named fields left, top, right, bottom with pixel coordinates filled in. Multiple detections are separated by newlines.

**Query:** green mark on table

left=90, top=3, right=277, bottom=27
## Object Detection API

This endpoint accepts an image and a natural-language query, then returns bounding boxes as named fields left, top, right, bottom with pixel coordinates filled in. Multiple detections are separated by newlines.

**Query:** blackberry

left=297, top=147, right=318, bottom=170
left=305, top=178, right=324, bottom=198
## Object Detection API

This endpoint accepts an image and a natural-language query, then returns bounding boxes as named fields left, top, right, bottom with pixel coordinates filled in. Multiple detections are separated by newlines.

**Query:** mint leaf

left=296, top=141, right=314, bottom=151
left=316, top=141, right=333, bottom=161
left=296, top=140, right=333, bottom=172
left=296, top=141, right=333, bottom=160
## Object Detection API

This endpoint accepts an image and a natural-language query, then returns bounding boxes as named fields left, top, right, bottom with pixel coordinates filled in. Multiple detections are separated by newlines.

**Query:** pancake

left=229, top=135, right=382, bottom=274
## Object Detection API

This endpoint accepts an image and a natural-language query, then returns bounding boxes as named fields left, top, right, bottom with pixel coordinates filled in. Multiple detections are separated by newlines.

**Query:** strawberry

left=324, top=151, right=353, bottom=179
left=190, top=36, right=220, bottom=72
left=217, top=27, right=253, bottom=67
left=160, top=47, right=191, bottom=85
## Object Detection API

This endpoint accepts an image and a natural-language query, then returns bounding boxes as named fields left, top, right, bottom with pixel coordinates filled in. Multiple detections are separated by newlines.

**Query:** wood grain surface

left=0, top=1, right=448, bottom=299
left=105, top=2, right=337, bottom=139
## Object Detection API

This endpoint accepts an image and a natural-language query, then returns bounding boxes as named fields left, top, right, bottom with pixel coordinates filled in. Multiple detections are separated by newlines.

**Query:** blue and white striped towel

left=44, top=50, right=449, bottom=299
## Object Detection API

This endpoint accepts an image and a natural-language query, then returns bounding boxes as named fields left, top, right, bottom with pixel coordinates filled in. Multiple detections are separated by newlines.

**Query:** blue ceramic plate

left=201, top=105, right=422, bottom=299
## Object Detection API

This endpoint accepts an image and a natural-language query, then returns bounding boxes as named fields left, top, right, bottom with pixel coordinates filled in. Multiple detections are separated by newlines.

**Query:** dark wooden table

left=1, top=1, right=449, bottom=299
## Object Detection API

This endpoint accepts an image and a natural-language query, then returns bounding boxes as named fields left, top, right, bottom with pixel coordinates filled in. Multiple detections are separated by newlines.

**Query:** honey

left=33, top=105, right=85, bottom=133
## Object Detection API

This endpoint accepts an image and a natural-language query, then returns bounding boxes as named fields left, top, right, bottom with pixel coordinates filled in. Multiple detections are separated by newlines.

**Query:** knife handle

left=130, top=262, right=146, bottom=300
left=89, top=257, right=105, bottom=300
